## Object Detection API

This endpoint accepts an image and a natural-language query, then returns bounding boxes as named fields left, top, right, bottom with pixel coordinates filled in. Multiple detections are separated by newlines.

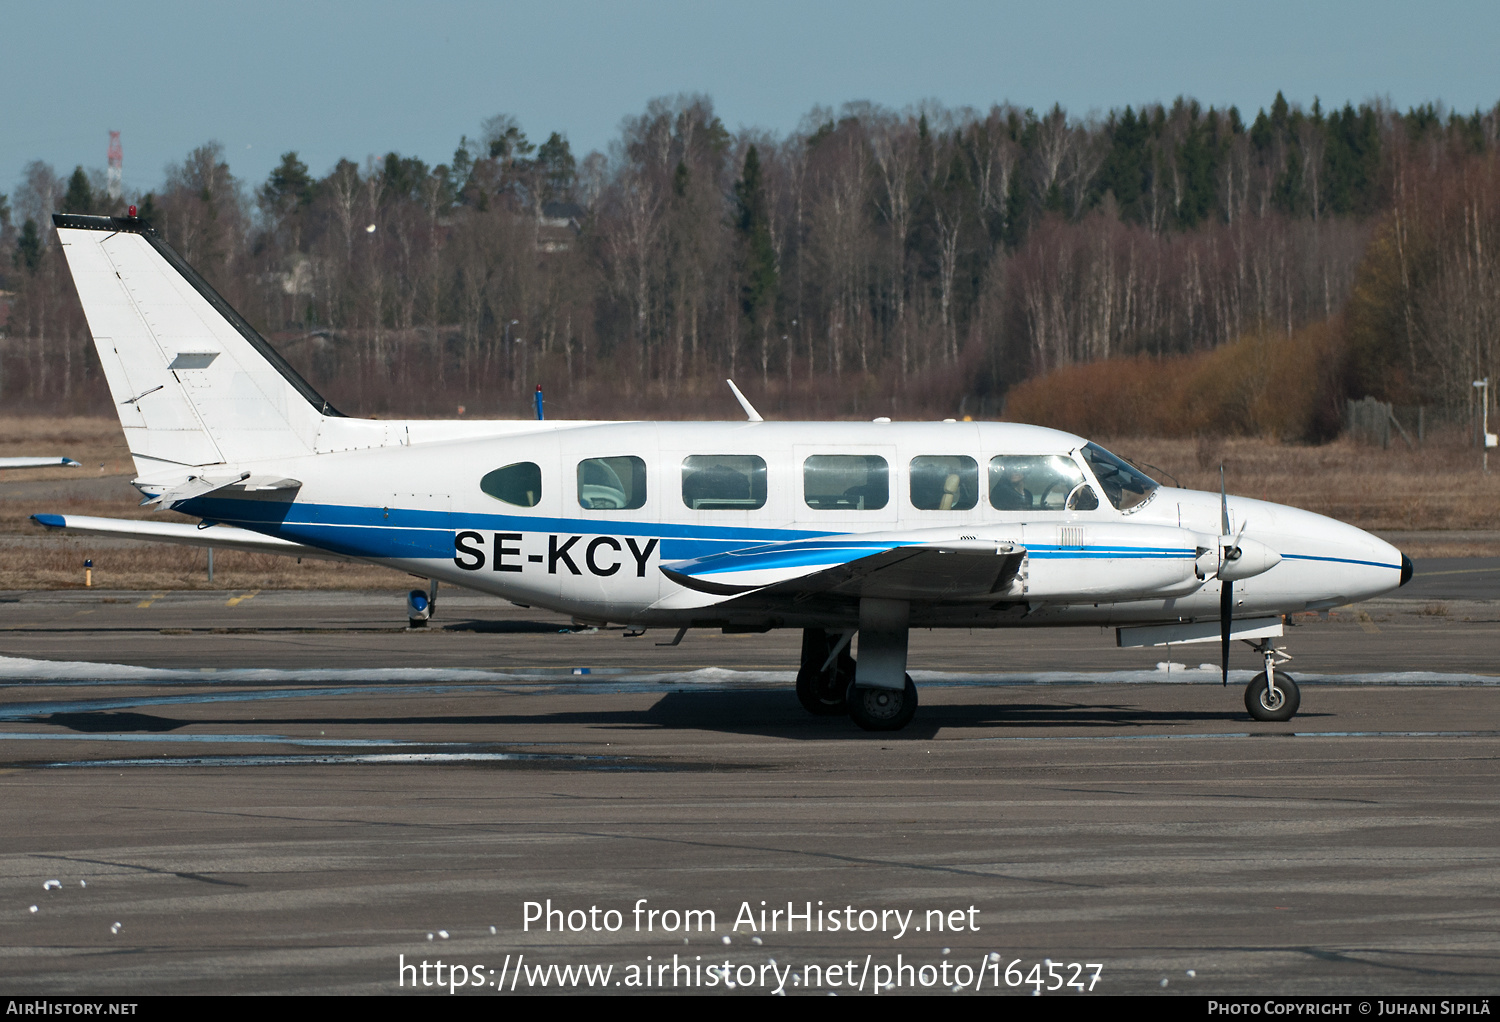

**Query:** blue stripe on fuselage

left=180, top=497, right=1197, bottom=567
left=182, top=496, right=831, bottom=562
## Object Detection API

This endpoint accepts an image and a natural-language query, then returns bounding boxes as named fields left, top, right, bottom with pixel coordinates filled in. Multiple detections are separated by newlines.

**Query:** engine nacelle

left=1022, top=522, right=1206, bottom=601
left=1219, top=536, right=1281, bottom=581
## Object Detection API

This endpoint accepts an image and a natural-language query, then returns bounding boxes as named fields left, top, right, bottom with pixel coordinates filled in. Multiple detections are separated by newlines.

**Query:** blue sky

left=4, top=0, right=1498, bottom=200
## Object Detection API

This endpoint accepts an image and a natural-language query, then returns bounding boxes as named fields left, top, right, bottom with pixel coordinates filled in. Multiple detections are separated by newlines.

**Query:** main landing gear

left=1243, top=637, right=1300, bottom=722
left=796, top=627, right=919, bottom=732
left=795, top=628, right=854, bottom=715
left=847, top=675, right=918, bottom=732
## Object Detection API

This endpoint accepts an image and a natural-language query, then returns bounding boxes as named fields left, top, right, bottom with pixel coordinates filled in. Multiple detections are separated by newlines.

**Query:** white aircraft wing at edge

left=0, top=457, right=81, bottom=469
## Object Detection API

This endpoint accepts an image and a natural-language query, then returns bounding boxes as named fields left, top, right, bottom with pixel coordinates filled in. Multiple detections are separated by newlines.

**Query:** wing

left=0, top=457, right=81, bottom=469
left=660, top=534, right=1026, bottom=603
left=30, top=513, right=354, bottom=562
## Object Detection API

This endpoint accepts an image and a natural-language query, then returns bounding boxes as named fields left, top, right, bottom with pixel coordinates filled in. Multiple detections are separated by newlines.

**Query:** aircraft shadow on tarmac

left=33, top=692, right=1312, bottom=742
left=439, top=618, right=580, bottom=633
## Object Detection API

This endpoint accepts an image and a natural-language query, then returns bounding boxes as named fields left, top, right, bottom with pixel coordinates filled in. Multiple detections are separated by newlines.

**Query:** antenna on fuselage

left=725, top=379, right=763, bottom=422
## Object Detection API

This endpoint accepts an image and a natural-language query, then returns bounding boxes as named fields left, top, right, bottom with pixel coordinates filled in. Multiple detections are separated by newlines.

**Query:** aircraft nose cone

left=1400, top=553, right=1414, bottom=587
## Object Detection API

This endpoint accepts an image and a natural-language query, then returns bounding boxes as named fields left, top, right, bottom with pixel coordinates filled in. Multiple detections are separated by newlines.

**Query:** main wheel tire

left=847, top=674, right=918, bottom=732
left=796, top=663, right=849, bottom=715
left=1245, top=670, right=1300, bottom=722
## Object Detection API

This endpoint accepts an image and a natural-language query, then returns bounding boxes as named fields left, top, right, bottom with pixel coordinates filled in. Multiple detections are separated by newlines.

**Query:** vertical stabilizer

left=53, top=214, right=341, bottom=471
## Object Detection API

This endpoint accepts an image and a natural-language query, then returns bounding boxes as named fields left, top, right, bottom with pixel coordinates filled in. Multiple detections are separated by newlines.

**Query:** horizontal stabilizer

left=31, top=513, right=350, bottom=561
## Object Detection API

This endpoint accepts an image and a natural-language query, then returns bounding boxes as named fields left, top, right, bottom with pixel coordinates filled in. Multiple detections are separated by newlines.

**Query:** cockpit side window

left=1080, top=442, right=1159, bottom=510
left=988, top=455, right=1086, bottom=511
left=578, top=456, right=647, bottom=510
left=480, top=462, right=542, bottom=507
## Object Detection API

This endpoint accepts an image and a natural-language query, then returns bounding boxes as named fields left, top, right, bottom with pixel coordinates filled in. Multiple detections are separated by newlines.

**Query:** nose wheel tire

left=1245, top=670, right=1300, bottom=722
left=848, top=675, right=918, bottom=732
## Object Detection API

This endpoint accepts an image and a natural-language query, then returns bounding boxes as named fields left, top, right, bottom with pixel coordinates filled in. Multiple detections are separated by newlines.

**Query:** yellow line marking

left=136, top=591, right=168, bottom=609
left=225, top=590, right=260, bottom=607
left=72, top=610, right=93, bottom=617
left=1412, top=567, right=1500, bottom=577
left=1356, top=610, right=1381, bottom=634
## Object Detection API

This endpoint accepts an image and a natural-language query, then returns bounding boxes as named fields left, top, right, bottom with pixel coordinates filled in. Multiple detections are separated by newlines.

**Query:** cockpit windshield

left=1079, top=442, right=1159, bottom=511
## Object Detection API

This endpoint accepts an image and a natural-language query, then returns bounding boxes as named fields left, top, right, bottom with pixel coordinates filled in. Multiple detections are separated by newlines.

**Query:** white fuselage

left=179, top=419, right=1405, bottom=630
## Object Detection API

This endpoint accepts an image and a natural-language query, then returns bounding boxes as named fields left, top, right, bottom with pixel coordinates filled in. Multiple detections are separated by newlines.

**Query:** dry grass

left=0, top=416, right=135, bottom=474
left=0, top=419, right=1494, bottom=591
left=0, top=537, right=417, bottom=591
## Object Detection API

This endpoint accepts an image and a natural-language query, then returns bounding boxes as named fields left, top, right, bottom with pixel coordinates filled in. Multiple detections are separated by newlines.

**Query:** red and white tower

left=106, top=131, right=123, bottom=202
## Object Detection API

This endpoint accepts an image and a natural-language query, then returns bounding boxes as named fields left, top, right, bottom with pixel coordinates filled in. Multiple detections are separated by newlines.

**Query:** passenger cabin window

left=480, top=462, right=542, bottom=507
left=988, top=455, right=1095, bottom=511
left=804, top=455, right=889, bottom=510
left=577, top=456, right=647, bottom=510
left=909, top=455, right=977, bottom=510
left=681, top=455, right=767, bottom=510
left=1080, top=442, right=1159, bottom=510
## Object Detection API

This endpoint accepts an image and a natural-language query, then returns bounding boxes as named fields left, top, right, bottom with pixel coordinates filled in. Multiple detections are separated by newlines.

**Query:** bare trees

left=4, top=93, right=1498, bottom=421
left=1346, top=140, right=1500, bottom=409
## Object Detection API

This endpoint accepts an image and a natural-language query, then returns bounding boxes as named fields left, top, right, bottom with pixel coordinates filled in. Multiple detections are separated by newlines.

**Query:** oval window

left=480, top=462, right=542, bottom=507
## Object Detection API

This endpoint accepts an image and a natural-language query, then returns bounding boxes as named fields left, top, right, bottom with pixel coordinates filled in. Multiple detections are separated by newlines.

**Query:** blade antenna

left=726, top=379, right=764, bottom=422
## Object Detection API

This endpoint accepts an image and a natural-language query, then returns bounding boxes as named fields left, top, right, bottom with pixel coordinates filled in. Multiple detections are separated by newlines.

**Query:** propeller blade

left=1225, top=518, right=1249, bottom=564
left=1220, top=465, right=1230, bottom=535
left=1220, top=465, right=1233, bottom=686
left=1220, top=579, right=1233, bottom=686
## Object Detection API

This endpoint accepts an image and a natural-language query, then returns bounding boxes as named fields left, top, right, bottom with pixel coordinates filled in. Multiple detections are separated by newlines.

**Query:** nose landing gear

left=1243, top=637, right=1299, bottom=722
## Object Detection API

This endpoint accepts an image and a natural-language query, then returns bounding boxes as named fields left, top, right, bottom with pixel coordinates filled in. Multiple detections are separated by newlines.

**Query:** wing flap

left=662, top=535, right=1026, bottom=603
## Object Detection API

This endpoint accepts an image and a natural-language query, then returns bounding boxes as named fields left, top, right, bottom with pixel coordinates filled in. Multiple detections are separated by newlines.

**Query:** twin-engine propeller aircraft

left=36, top=212, right=1413, bottom=730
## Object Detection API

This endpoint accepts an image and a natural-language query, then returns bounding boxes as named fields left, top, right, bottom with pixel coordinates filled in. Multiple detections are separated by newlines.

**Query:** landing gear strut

left=796, top=603, right=920, bottom=732
left=795, top=628, right=854, bottom=715
left=1243, top=637, right=1299, bottom=722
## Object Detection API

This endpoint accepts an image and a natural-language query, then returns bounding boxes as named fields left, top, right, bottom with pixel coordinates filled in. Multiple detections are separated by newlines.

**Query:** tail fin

left=53, top=213, right=342, bottom=472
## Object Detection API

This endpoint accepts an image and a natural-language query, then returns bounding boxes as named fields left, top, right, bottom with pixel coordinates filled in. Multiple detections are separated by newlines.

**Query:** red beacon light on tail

left=127, top=205, right=137, bottom=218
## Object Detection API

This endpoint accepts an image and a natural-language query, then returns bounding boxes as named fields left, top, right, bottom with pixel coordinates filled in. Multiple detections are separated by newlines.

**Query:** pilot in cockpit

left=990, top=463, right=1032, bottom=510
